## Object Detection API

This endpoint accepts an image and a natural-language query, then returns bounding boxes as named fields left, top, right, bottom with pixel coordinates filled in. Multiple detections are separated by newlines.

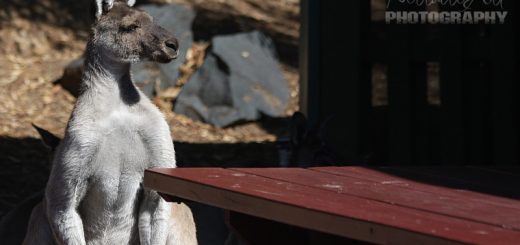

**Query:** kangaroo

left=0, top=125, right=59, bottom=245
left=285, top=112, right=338, bottom=167
left=23, top=1, right=196, bottom=244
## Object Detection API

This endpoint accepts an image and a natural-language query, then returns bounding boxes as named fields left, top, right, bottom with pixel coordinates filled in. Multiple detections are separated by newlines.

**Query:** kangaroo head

left=91, top=0, right=179, bottom=63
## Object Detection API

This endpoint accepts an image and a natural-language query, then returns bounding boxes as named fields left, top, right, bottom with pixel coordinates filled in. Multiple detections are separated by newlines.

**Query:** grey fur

left=23, top=2, right=195, bottom=244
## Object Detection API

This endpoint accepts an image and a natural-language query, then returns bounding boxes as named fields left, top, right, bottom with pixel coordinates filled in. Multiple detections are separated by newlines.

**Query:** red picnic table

left=144, top=167, right=520, bottom=245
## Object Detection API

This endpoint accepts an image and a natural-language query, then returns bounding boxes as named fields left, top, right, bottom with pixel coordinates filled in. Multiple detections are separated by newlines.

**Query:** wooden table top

left=144, top=166, right=520, bottom=245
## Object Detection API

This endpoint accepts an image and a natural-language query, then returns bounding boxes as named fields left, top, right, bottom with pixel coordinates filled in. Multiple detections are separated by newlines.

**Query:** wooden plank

left=234, top=168, right=520, bottom=231
left=386, top=23, right=413, bottom=165
left=425, top=166, right=520, bottom=186
left=145, top=168, right=520, bottom=245
left=439, top=25, right=466, bottom=165
left=313, top=167, right=520, bottom=210
left=410, top=21, right=431, bottom=165
left=471, top=166, right=520, bottom=177
left=383, top=167, right=520, bottom=195
left=317, top=0, right=370, bottom=162
left=298, top=0, right=319, bottom=119
left=411, top=61, right=429, bottom=165
left=490, top=0, right=519, bottom=165
left=380, top=168, right=520, bottom=200
left=464, top=61, right=491, bottom=165
left=385, top=0, right=430, bottom=165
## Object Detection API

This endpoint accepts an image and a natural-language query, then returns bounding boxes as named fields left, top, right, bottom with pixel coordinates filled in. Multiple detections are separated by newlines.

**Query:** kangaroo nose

left=165, top=38, right=179, bottom=52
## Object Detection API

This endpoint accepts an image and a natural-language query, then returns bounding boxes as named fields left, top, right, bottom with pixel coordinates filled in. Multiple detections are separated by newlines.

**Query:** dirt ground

left=0, top=0, right=299, bottom=216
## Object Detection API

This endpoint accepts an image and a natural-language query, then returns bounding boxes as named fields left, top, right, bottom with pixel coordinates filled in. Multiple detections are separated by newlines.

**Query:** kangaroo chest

left=78, top=105, right=151, bottom=242
left=88, top=106, right=150, bottom=204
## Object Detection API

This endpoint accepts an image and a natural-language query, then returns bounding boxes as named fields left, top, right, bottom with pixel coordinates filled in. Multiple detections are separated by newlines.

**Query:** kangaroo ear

left=95, top=0, right=135, bottom=19
left=95, top=0, right=112, bottom=19
left=32, top=124, right=61, bottom=151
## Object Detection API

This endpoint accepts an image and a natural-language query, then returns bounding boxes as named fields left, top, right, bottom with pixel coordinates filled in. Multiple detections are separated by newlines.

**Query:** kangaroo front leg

left=46, top=136, right=92, bottom=245
left=23, top=201, right=54, bottom=245
left=139, top=118, right=176, bottom=244
left=139, top=190, right=172, bottom=245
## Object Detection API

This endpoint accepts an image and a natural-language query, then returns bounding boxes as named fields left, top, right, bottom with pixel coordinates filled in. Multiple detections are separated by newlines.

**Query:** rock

left=174, top=31, right=289, bottom=127
left=175, top=54, right=240, bottom=127
left=59, top=58, right=84, bottom=97
left=131, top=4, right=195, bottom=97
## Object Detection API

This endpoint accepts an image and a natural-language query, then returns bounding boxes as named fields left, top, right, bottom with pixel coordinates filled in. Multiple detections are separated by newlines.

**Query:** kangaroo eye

left=121, top=24, right=139, bottom=32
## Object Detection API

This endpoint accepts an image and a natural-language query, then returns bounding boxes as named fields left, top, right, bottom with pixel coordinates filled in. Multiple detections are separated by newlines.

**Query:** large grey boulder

left=175, top=54, right=238, bottom=127
left=175, top=31, right=289, bottom=127
left=132, top=4, right=195, bottom=97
